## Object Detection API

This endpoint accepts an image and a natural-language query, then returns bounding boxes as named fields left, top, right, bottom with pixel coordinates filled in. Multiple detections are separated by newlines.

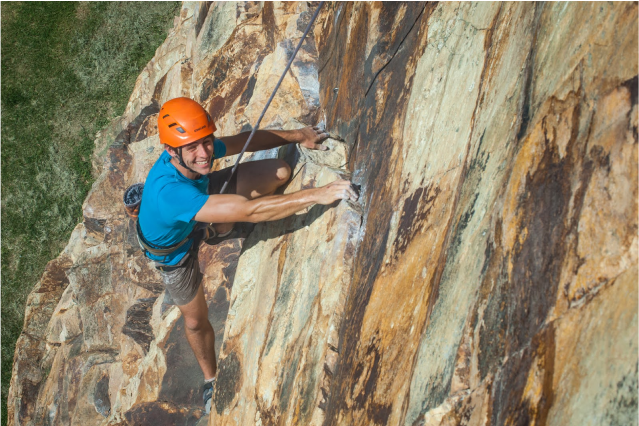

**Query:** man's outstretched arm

left=219, top=126, right=329, bottom=156
left=194, top=179, right=357, bottom=224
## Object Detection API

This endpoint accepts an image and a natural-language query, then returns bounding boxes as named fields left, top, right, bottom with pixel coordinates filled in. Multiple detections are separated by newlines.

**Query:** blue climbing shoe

left=203, top=379, right=215, bottom=414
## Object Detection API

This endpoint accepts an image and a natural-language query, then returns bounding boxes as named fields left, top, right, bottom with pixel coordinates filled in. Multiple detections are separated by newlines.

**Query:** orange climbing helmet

left=158, top=97, right=217, bottom=148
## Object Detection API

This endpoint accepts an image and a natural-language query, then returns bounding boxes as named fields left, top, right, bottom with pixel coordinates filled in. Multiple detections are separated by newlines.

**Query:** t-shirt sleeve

left=214, top=138, right=227, bottom=159
left=157, top=182, right=209, bottom=224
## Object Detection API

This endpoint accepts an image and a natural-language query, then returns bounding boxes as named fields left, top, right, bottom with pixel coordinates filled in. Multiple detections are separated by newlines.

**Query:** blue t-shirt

left=138, top=139, right=226, bottom=265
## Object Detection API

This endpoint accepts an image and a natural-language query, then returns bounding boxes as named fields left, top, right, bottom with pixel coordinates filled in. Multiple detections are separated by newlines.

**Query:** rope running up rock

left=218, top=0, right=325, bottom=194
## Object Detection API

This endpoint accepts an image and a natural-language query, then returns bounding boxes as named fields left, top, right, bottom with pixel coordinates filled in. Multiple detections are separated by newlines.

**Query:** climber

left=136, top=97, right=358, bottom=413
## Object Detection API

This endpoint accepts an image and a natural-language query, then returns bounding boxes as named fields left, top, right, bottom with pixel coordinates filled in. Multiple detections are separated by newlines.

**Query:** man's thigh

left=208, top=159, right=290, bottom=199
left=208, top=166, right=238, bottom=196
left=235, top=159, right=291, bottom=199
left=176, top=283, right=209, bottom=327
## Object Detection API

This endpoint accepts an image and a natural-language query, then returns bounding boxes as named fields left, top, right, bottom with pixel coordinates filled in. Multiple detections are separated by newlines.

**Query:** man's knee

left=275, top=160, right=291, bottom=182
left=183, top=314, right=211, bottom=332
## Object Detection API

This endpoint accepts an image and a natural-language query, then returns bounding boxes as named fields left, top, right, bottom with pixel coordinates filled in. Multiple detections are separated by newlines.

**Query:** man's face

left=169, top=135, right=214, bottom=175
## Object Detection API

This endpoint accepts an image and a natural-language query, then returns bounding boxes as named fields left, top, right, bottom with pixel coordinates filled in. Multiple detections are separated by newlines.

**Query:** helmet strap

left=175, top=147, right=200, bottom=177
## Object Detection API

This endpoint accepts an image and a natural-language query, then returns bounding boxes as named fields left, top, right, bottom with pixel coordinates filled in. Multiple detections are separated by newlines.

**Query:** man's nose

left=196, top=143, right=209, bottom=157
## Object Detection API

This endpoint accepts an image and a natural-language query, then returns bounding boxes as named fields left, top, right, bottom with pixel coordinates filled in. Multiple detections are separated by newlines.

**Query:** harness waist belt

left=136, top=220, right=192, bottom=257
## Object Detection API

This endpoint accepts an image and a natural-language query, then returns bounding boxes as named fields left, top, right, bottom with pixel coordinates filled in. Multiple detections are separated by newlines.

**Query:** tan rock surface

left=8, top=2, right=324, bottom=425
left=8, top=2, right=637, bottom=426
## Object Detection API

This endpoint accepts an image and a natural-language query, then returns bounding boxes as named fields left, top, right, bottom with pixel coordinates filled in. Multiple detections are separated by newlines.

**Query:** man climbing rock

left=136, top=97, right=358, bottom=413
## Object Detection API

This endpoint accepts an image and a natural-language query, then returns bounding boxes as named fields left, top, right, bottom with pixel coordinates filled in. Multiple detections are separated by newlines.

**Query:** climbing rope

left=219, top=1, right=325, bottom=194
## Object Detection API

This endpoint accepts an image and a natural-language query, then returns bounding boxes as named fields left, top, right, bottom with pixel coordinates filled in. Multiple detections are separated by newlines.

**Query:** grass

left=1, top=2, right=181, bottom=422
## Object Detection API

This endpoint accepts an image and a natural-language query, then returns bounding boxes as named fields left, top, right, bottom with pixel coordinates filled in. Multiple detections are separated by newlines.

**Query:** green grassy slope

left=1, top=2, right=181, bottom=422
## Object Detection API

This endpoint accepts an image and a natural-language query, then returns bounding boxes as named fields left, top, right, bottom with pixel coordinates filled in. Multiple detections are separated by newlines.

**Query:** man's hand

left=298, top=126, right=330, bottom=151
left=314, top=179, right=358, bottom=205
left=221, top=126, right=330, bottom=156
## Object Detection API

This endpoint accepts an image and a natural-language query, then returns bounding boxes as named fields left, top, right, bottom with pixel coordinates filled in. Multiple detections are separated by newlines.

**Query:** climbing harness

left=125, top=182, right=216, bottom=258
left=125, top=1, right=325, bottom=257
left=136, top=220, right=191, bottom=257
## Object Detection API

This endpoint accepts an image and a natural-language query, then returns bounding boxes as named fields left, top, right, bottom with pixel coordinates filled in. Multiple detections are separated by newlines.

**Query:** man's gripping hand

left=297, top=126, right=330, bottom=151
left=314, top=179, right=359, bottom=205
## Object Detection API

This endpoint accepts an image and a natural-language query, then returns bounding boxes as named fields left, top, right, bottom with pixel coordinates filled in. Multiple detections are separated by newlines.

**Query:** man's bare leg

left=185, top=159, right=291, bottom=377
left=213, top=158, right=291, bottom=234
left=236, top=158, right=291, bottom=197
left=178, top=285, right=217, bottom=380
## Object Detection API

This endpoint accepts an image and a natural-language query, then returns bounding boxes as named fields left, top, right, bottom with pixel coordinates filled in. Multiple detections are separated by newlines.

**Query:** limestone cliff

left=8, top=2, right=638, bottom=426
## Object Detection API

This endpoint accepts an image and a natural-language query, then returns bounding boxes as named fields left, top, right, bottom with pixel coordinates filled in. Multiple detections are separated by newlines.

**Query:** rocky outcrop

left=8, top=2, right=637, bottom=426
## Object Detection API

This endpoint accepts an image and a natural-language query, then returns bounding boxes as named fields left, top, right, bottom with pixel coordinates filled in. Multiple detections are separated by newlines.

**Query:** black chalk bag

left=123, top=183, right=144, bottom=220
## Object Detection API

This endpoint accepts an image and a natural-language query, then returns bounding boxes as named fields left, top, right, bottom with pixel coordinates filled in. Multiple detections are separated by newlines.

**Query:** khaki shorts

left=156, top=245, right=202, bottom=306
left=155, top=166, right=238, bottom=306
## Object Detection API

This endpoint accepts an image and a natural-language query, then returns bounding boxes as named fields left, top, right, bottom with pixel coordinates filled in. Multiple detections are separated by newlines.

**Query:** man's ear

left=164, top=145, right=177, bottom=158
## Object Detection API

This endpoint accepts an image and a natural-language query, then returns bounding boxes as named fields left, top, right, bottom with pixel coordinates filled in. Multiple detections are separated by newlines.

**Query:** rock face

left=8, top=2, right=638, bottom=426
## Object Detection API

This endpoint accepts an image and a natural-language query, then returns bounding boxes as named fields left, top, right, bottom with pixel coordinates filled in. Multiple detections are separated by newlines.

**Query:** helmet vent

left=162, top=114, right=170, bottom=119
left=176, top=127, right=186, bottom=133
left=168, top=123, right=178, bottom=128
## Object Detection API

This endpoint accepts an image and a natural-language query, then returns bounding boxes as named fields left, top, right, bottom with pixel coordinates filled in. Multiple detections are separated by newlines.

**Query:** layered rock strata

left=8, top=2, right=327, bottom=425
left=9, top=2, right=638, bottom=426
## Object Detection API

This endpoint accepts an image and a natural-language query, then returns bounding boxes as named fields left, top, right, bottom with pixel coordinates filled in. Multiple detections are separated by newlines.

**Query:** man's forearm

left=244, top=187, right=318, bottom=222
left=194, top=179, right=355, bottom=224
left=220, top=129, right=301, bottom=155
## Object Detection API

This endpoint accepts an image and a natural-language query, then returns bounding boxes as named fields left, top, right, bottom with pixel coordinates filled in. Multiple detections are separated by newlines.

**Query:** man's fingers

left=340, top=190, right=358, bottom=201
left=316, top=131, right=329, bottom=142
left=299, top=126, right=330, bottom=150
left=312, top=126, right=329, bottom=138
left=317, top=179, right=359, bottom=204
left=331, top=180, right=358, bottom=201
